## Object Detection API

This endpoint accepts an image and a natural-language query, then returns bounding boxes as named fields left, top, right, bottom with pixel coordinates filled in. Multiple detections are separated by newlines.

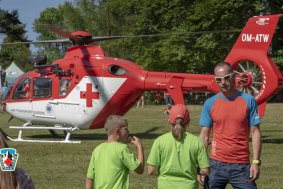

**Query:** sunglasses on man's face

left=214, top=73, right=234, bottom=83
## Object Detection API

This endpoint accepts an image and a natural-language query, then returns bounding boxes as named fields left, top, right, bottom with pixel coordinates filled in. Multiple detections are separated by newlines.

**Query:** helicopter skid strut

left=8, top=123, right=81, bottom=144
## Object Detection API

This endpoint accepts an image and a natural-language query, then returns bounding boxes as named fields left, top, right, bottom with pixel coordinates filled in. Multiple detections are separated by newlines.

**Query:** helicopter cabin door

left=31, top=77, right=55, bottom=119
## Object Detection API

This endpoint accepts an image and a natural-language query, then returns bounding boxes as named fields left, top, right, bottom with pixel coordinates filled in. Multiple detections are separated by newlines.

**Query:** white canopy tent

left=4, top=62, right=24, bottom=86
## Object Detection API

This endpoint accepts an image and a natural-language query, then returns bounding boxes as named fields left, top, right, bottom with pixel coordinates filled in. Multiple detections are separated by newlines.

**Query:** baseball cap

left=104, top=115, right=128, bottom=135
left=168, top=104, right=190, bottom=125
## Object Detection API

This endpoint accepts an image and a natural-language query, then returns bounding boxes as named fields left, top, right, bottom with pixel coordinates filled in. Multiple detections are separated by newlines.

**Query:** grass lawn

left=0, top=103, right=282, bottom=189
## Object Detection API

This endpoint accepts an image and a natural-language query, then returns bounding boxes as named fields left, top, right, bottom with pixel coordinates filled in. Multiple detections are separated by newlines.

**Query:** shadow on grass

left=262, top=138, right=283, bottom=144
left=8, top=127, right=283, bottom=143
left=28, top=126, right=163, bottom=140
left=249, top=135, right=283, bottom=144
left=261, top=130, right=283, bottom=133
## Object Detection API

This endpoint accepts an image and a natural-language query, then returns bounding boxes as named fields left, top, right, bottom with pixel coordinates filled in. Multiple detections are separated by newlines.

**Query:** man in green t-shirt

left=147, top=104, right=209, bottom=189
left=86, top=115, right=144, bottom=189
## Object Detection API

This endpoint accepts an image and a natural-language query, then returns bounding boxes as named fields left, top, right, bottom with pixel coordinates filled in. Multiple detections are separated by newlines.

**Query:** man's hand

left=197, top=175, right=206, bottom=185
left=131, top=136, right=144, bottom=174
left=250, top=164, right=260, bottom=181
left=130, top=136, right=142, bottom=147
left=85, top=178, right=93, bottom=189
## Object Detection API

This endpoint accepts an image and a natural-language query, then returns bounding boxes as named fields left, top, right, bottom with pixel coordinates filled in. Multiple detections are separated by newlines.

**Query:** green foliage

left=33, top=1, right=100, bottom=62
left=123, top=0, right=262, bottom=73
left=0, top=9, right=31, bottom=70
left=33, top=7, right=69, bottom=62
left=0, top=9, right=26, bottom=39
left=262, top=0, right=283, bottom=14
left=0, top=44, right=31, bottom=69
left=30, top=0, right=283, bottom=73
left=272, top=49, right=283, bottom=71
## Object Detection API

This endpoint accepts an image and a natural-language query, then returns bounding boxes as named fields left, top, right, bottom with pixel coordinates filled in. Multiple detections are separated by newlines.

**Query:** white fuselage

left=6, top=76, right=127, bottom=129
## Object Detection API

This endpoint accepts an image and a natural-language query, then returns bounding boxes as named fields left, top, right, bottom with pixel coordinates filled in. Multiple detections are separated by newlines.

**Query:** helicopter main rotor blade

left=0, top=28, right=242, bottom=45
left=44, top=24, right=81, bottom=43
left=89, top=29, right=242, bottom=42
left=1, top=39, right=71, bottom=45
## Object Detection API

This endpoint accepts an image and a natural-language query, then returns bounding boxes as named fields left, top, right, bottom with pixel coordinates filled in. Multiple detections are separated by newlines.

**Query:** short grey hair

left=214, top=62, right=233, bottom=74
left=104, top=115, right=128, bottom=135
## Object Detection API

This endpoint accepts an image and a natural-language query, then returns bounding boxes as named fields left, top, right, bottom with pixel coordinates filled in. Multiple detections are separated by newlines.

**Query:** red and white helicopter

left=1, top=14, right=283, bottom=143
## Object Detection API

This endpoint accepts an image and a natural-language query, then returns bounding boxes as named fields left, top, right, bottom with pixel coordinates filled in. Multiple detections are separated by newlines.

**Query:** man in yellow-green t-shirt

left=147, top=104, right=209, bottom=189
left=86, top=115, right=144, bottom=189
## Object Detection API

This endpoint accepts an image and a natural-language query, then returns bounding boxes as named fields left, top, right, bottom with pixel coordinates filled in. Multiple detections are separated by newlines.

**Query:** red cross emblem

left=4, top=157, right=12, bottom=166
left=80, top=83, right=99, bottom=107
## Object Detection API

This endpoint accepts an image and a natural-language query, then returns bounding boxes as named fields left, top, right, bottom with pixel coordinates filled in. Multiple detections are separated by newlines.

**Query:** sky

left=0, top=0, right=69, bottom=41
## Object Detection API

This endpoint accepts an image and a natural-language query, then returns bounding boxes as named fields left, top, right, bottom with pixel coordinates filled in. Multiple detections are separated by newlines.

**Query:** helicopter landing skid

left=9, top=124, right=81, bottom=144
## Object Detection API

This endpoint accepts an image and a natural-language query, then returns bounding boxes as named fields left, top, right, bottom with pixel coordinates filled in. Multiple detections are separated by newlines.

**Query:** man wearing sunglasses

left=199, top=62, right=261, bottom=189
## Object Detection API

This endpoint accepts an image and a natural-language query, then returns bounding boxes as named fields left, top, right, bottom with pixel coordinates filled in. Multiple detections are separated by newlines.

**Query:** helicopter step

left=9, top=123, right=81, bottom=144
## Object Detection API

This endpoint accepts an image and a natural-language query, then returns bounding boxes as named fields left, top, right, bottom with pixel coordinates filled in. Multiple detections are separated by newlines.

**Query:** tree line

left=1, top=0, right=283, bottom=74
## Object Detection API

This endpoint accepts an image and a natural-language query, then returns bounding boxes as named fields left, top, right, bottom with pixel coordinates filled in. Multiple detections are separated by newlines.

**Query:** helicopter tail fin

left=225, top=14, right=283, bottom=117
left=228, top=15, right=280, bottom=54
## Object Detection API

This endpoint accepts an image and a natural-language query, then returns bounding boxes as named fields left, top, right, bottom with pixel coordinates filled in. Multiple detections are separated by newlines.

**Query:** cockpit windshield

left=12, top=77, right=31, bottom=100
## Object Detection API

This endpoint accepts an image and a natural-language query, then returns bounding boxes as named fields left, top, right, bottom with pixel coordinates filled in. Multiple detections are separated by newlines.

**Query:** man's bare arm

left=199, top=127, right=211, bottom=149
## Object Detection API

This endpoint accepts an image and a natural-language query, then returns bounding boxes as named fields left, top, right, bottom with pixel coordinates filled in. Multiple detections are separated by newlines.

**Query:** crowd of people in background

left=136, top=91, right=174, bottom=115
left=0, top=81, right=8, bottom=100
left=136, top=95, right=145, bottom=109
left=0, top=81, right=8, bottom=112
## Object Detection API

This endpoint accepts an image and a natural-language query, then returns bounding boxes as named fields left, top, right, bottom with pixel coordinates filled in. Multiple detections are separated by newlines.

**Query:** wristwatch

left=252, top=160, right=261, bottom=166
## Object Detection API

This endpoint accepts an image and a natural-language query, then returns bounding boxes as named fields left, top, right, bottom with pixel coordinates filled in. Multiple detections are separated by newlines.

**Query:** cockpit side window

left=33, top=78, right=52, bottom=98
left=59, top=79, right=70, bottom=96
left=12, top=78, right=31, bottom=100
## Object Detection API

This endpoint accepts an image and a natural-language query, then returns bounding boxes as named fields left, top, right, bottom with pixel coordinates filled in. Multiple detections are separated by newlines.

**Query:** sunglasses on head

left=214, top=73, right=234, bottom=83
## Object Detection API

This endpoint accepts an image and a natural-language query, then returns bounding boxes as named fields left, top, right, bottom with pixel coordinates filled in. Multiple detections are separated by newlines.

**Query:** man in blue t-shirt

left=199, top=62, right=261, bottom=189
